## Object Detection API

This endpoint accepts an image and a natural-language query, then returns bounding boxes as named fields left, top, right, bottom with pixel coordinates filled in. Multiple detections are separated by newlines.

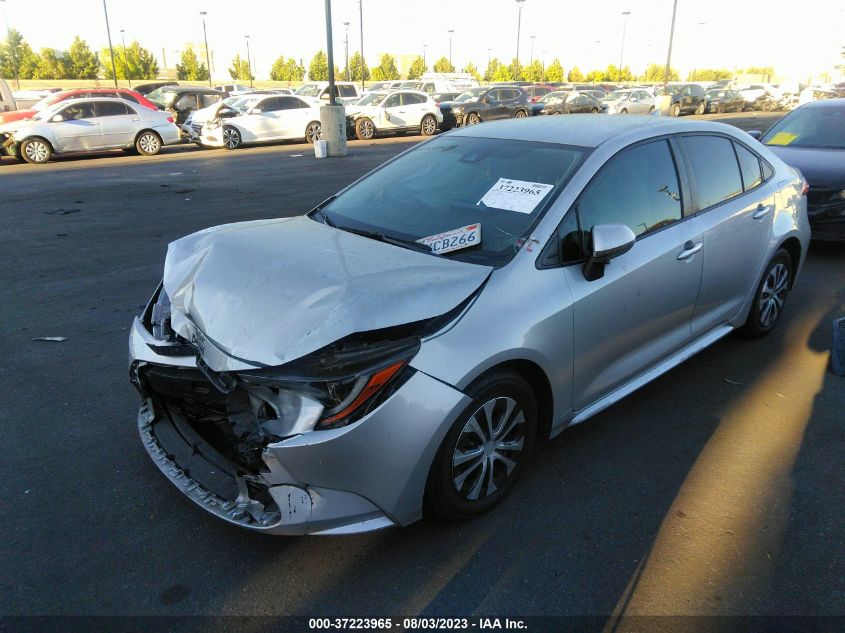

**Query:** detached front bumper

left=129, top=318, right=470, bottom=534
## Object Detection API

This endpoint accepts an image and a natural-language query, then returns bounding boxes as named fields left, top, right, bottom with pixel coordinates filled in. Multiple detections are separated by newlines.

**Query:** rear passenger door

left=96, top=100, right=138, bottom=147
left=381, top=93, right=404, bottom=128
left=401, top=92, right=428, bottom=127
left=678, top=135, right=776, bottom=334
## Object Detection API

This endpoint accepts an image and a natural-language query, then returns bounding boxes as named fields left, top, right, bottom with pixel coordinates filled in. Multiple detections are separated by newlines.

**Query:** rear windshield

left=318, top=136, right=588, bottom=267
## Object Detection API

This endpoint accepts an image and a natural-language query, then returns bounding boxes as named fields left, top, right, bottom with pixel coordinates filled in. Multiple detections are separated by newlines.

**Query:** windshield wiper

left=310, top=197, right=337, bottom=227
left=340, top=226, right=438, bottom=255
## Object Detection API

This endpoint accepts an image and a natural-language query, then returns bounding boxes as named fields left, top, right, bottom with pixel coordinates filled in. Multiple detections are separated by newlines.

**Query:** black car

left=432, top=92, right=460, bottom=105
left=439, top=86, right=530, bottom=129
left=133, top=81, right=178, bottom=96
left=705, top=89, right=745, bottom=113
left=759, top=99, right=845, bottom=241
left=535, top=90, right=602, bottom=115
left=146, top=85, right=228, bottom=126
left=656, top=83, right=706, bottom=116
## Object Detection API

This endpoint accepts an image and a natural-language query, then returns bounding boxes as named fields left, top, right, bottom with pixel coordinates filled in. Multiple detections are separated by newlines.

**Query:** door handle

left=677, top=241, right=703, bottom=260
left=130, top=117, right=141, bottom=122
left=753, top=204, right=773, bottom=219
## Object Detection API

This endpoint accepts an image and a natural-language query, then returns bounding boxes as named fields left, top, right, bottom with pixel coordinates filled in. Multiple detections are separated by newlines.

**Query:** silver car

left=129, top=116, right=810, bottom=535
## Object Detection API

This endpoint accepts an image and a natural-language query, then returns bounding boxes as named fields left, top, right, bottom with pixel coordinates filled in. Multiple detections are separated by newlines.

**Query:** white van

left=417, top=73, right=479, bottom=96
left=294, top=81, right=361, bottom=105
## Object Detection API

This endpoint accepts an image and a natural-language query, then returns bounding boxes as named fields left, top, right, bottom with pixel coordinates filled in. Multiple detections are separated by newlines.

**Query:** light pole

left=618, top=10, right=631, bottom=83
left=487, top=47, right=491, bottom=68
left=343, top=21, right=350, bottom=80
left=200, top=11, right=212, bottom=86
left=691, top=21, right=706, bottom=80
left=541, top=48, right=547, bottom=80
left=423, top=43, right=427, bottom=67
left=0, top=0, right=19, bottom=90
left=663, top=0, right=678, bottom=88
left=529, top=35, right=535, bottom=67
left=448, top=29, right=454, bottom=68
left=102, top=0, right=118, bottom=88
left=321, top=0, right=347, bottom=156
left=514, top=0, right=525, bottom=79
left=244, top=35, right=252, bottom=87
left=358, top=0, right=364, bottom=89
left=120, top=29, right=131, bottom=87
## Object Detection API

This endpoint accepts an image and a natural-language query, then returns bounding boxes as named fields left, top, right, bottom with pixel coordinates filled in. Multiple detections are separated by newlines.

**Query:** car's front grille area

left=191, top=123, right=202, bottom=135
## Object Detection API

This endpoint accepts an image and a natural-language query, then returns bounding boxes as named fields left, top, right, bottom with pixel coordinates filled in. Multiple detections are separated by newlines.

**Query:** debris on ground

left=32, top=336, right=66, bottom=342
left=45, top=208, right=80, bottom=215
left=723, top=378, right=742, bottom=386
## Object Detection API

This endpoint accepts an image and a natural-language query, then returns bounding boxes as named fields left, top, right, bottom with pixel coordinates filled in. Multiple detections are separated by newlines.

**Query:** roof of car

left=448, top=115, right=745, bottom=148
left=163, top=85, right=222, bottom=93
left=795, top=97, right=845, bottom=110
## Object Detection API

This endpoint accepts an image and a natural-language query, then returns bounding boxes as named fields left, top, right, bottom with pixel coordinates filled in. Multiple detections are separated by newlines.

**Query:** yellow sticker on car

left=767, top=132, right=799, bottom=146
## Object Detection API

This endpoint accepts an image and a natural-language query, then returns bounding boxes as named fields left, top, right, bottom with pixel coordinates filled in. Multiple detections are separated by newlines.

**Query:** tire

left=420, top=114, right=437, bottom=136
left=717, top=103, right=725, bottom=114
left=513, top=109, right=528, bottom=119
left=425, top=370, right=538, bottom=521
left=20, top=137, right=52, bottom=164
left=355, top=117, right=376, bottom=140
left=304, top=120, right=322, bottom=143
left=135, top=130, right=162, bottom=156
left=591, top=108, right=599, bottom=114
left=619, top=108, right=628, bottom=115
left=670, top=103, right=681, bottom=117
left=221, top=126, right=241, bottom=150
left=648, top=106, right=655, bottom=114
left=466, top=112, right=481, bottom=126
left=739, top=249, right=793, bottom=338
left=695, top=101, right=706, bottom=115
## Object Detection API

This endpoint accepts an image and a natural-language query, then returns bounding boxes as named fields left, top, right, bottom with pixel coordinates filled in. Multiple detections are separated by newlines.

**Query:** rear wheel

left=648, top=106, right=655, bottom=114
left=619, top=108, right=628, bottom=115
left=222, top=126, right=241, bottom=149
left=135, top=130, right=162, bottom=156
left=304, top=120, right=322, bottom=143
left=739, top=249, right=793, bottom=338
left=425, top=370, right=538, bottom=521
left=590, top=108, right=599, bottom=114
left=420, top=114, right=437, bottom=136
left=695, top=101, right=706, bottom=115
left=513, top=109, right=528, bottom=118
left=670, top=103, right=681, bottom=117
left=20, top=137, right=52, bottom=164
left=355, top=117, right=376, bottom=140
left=466, top=112, right=481, bottom=126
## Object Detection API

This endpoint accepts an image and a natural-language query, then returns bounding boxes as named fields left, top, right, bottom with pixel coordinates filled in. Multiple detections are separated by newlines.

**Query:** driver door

left=381, top=94, right=404, bottom=128
left=49, top=102, right=103, bottom=151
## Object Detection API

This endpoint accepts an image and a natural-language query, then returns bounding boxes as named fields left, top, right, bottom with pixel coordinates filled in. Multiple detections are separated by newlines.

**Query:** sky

left=2, top=0, right=843, bottom=81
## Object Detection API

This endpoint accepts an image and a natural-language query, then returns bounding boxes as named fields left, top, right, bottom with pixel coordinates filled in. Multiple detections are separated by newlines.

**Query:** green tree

left=567, top=66, right=584, bottom=82
left=407, top=55, right=427, bottom=79
left=745, top=66, right=774, bottom=76
left=66, top=37, right=99, bottom=79
left=545, top=59, right=564, bottom=83
left=433, top=56, right=455, bottom=73
left=463, top=62, right=481, bottom=81
left=102, top=42, right=159, bottom=80
left=33, top=48, right=69, bottom=79
left=508, top=58, right=524, bottom=81
left=687, top=68, right=732, bottom=81
left=346, top=51, right=370, bottom=81
left=176, top=48, right=208, bottom=81
left=372, top=53, right=400, bottom=80
left=524, top=60, right=544, bottom=82
left=492, top=63, right=513, bottom=82
left=0, top=29, right=37, bottom=79
left=270, top=56, right=305, bottom=81
left=585, top=69, right=606, bottom=83
left=484, top=58, right=503, bottom=82
left=641, top=63, right=678, bottom=82
left=228, top=54, right=253, bottom=81
left=308, top=50, right=329, bottom=80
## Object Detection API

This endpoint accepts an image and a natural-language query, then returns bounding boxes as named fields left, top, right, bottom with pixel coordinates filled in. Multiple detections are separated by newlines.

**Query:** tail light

left=166, top=116, right=175, bottom=123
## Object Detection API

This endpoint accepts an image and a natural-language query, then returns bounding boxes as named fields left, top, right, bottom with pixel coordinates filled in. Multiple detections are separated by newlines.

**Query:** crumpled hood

left=163, top=215, right=492, bottom=369
left=189, top=101, right=232, bottom=125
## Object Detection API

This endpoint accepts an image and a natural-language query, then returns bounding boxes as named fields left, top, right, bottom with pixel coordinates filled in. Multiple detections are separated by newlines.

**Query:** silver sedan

left=129, top=115, right=810, bottom=534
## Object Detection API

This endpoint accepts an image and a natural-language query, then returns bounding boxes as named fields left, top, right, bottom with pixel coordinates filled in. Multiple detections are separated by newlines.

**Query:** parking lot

left=2, top=111, right=844, bottom=628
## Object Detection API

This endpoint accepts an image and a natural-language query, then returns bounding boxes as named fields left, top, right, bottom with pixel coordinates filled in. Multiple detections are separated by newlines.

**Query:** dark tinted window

left=762, top=161, right=774, bottom=180
left=682, top=135, right=743, bottom=209
left=383, top=94, right=401, bottom=108
left=578, top=139, right=682, bottom=238
left=401, top=93, right=423, bottom=105
left=96, top=101, right=131, bottom=116
left=58, top=102, right=97, bottom=120
left=339, top=85, right=357, bottom=97
left=277, top=97, right=302, bottom=110
left=734, top=142, right=763, bottom=191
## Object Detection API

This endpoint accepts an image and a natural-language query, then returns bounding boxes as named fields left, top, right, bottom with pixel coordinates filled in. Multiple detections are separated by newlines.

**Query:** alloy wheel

left=359, top=119, right=374, bottom=139
left=223, top=127, right=240, bottom=149
left=24, top=140, right=49, bottom=163
left=138, top=133, right=160, bottom=154
left=421, top=116, right=436, bottom=135
left=514, top=110, right=527, bottom=118
left=759, top=263, right=789, bottom=328
left=451, top=397, right=526, bottom=502
left=306, top=122, right=322, bottom=143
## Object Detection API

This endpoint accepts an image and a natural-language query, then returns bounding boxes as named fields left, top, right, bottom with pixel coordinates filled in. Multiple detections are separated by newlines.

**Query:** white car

left=3, top=97, right=179, bottom=164
left=181, top=91, right=293, bottom=140
left=215, top=83, right=252, bottom=95
left=601, top=89, right=656, bottom=115
left=197, top=94, right=323, bottom=149
left=295, top=81, right=361, bottom=105
left=346, top=90, right=442, bottom=140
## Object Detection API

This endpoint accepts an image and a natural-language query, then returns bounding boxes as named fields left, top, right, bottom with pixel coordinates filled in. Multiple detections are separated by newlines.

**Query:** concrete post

left=320, top=105, right=348, bottom=157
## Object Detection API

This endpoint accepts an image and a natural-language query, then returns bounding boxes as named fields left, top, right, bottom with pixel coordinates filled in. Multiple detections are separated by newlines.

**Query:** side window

left=200, top=93, right=222, bottom=108
left=401, top=93, right=423, bottom=106
left=383, top=94, right=401, bottom=108
left=733, top=142, right=763, bottom=191
left=279, top=97, right=303, bottom=110
left=96, top=101, right=131, bottom=117
left=578, top=139, right=683, bottom=240
left=175, top=94, right=197, bottom=110
left=295, top=98, right=311, bottom=109
left=339, top=85, right=356, bottom=97
left=682, top=135, right=743, bottom=209
left=121, top=92, right=140, bottom=103
left=259, top=97, right=281, bottom=111
left=59, top=102, right=97, bottom=120
left=762, top=161, right=774, bottom=181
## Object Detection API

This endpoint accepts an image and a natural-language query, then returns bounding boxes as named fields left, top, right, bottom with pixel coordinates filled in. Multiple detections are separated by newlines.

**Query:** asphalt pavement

left=1, top=113, right=843, bottom=630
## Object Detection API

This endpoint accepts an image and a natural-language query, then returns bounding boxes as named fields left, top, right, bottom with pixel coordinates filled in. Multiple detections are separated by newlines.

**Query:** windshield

left=539, top=92, right=566, bottom=104
left=706, top=90, right=727, bottom=98
left=604, top=91, right=629, bottom=101
left=454, top=88, right=486, bottom=102
left=317, top=136, right=588, bottom=267
left=399, top=82, right=421, bottom=89
left=355, top=92, right=386, bottom=106
left=762, top=106, right=845, bottom=150
left=657, top=86, right=681, bottom=96
left=295, top=84, right=322, bottom=97
left=146, top=87, right=176, bottom=108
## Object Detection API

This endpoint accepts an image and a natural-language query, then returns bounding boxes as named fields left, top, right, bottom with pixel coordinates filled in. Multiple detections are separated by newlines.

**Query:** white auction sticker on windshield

left=417, top=224, right=481, bottom=255
left=479, top=178, right=554, bottom=214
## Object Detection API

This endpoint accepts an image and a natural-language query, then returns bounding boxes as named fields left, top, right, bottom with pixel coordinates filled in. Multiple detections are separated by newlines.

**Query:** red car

left=0, top=88, right=158, bottom=124
left=523, top=84, right=558, bottom=102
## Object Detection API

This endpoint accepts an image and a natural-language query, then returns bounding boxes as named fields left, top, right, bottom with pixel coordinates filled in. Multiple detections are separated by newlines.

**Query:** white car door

left=236, top=96, right=280, bottom=142
left=381, top=93, right=404, bottom=129
left=48, top=101, right=103, bottom=151
left=401, top=92, right=427, bottom=128
left=96, top=100, right=139, bottom=147
left=268, top=97, right=313, bottom=140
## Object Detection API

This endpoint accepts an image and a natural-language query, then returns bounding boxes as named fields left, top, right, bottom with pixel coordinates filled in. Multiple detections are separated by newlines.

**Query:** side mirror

left=582, top=223, right=636, bottom=281
left=747, top=130, right=762, bottom=140
left=50, top=114, right=64, bottom=122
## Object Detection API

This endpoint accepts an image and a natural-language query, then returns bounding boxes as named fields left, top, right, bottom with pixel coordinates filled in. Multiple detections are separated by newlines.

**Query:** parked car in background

left=580, top=89, right=607, bottom=102
left=756, top=99, right=845, bottom=241
left=418, top=73, right=479, bottom=95
left=705, top=89, right=745, bottom=113
left=196, top=94, right=323, bottom=149
left=0, top=88, right=158, bottom=124
left=523, top=84, right=556, bottom=102
left=134, top=82, right=178, bottom=96
left=2, top=98, right=179, bottom=163
left=602, top=89, right=655, bottom=115
left=346, top=90, right=442, bottom=140
left=432, top=92, right=460, bottom=105
left=399, top=81, right=423, bottom=90
left=536, top=91, right=602, bottom=115
left=215, top=83, right=252, bottom=95
left=295, top=81, right=361, bottom=104
left=181, top=90, right=292, bottom=141
left=129, top=115, right=808, bottom=535
left=656, top=83, right=706, bottom=116
left=146, top=85, right=227, bottom=126
left=439, top=86, right=529, bottom=129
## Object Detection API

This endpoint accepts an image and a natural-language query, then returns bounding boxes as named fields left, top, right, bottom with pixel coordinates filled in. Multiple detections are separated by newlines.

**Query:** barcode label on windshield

left=479, top=178, right=554, bottom=214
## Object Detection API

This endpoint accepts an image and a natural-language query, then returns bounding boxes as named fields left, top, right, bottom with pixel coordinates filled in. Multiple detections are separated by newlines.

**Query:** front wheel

left=304, top=121, right=322, bottom=143
left=21, top=137, right=53, bottom=164
left=695, top=101, right=706, bottom=115
left=591, top=108, right=599, bottom=114
left=355, top=117, right=376, bottom=140
left=222, top=126, right=241, bottom=150
left=420, top=114, right=437, bottom=136
left=425, top=370, right=538, bottom=521
left=619, top=108, right=628, bottom=115
left=135, top=130, right=162, bottom=156
left=670, top=103, right=681, bottom=117
left=513, top=109, right=528, bottom=119
left=739, top=249, right=793, bottom=338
